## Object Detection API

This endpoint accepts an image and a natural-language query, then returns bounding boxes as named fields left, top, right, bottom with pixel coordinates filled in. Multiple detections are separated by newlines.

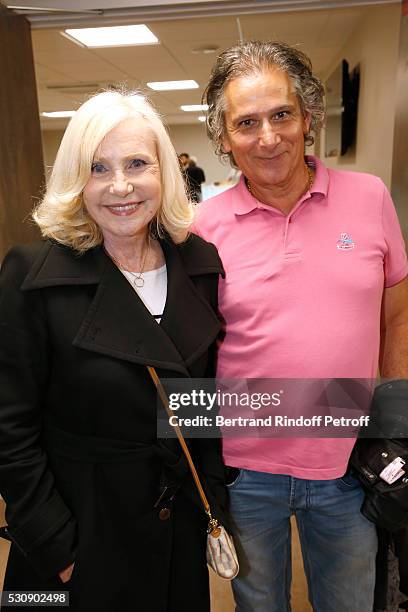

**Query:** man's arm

left=380, top=277, right=408, bottom=378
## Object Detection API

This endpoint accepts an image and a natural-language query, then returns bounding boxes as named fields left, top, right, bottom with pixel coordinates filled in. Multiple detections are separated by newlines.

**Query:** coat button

left=159, top=507, right=171, bottom=520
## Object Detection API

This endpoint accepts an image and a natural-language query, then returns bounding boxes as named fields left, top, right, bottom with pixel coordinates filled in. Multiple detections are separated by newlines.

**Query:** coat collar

left=22, top=237, right=223, bottom=376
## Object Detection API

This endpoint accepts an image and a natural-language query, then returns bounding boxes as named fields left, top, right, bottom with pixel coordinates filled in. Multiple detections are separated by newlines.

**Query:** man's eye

left=239, top=119, right=255, bottom=128
left=91, top=162, right=106, bottom=173
left=274, top=111, right=290, bottom=120
left=130, top=159, right=146, bottom=169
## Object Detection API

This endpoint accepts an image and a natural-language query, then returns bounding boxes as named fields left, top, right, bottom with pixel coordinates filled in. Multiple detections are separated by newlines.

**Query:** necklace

left=246, top=165, right=314, bottom=197
left=105, top=236, right=150, bottom=288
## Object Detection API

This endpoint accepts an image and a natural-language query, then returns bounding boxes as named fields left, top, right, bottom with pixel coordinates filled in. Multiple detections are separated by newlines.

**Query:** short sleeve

left=382, top=184, right=408, bottom=288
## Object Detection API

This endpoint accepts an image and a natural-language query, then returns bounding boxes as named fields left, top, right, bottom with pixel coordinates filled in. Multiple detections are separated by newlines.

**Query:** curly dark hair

left=203, top=41, right=325, bottom=165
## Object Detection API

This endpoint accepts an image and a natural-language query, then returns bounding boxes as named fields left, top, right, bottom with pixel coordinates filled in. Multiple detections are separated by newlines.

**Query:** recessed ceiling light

left=63, top=25, right=159, bottom=48
left=180, top=104, right=209, bottom=112
left=198, top=116, right=206, bottom=122
left=147, top=80, right=199, bottom=91
left=191, top=45, right=219, bottom=55
left=41, top=111, right=76, bottom=118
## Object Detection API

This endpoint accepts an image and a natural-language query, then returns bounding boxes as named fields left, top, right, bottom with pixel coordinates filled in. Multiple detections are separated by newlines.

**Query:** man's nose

left=258, top=121, right=280, bottom=147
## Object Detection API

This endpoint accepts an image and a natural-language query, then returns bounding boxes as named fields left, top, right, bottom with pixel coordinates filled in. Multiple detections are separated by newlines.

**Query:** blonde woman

left=0, top=91, right=226, bottom=611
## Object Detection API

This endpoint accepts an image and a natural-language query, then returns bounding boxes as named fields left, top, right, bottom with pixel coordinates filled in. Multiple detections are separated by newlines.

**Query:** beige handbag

left=147, top=366, right=239, bottom=580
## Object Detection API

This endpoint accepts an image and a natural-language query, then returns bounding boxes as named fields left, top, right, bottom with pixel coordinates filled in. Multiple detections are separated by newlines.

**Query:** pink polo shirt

left=194, top=156, right=408, bottom=479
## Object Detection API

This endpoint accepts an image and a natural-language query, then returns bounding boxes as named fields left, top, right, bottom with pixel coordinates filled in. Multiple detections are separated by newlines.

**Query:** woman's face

left=83, top=117, right=162, bottom=245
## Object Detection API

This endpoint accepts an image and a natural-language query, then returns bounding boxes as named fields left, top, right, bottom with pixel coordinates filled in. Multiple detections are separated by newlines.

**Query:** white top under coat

left=121, top=264, right=167, bottom=323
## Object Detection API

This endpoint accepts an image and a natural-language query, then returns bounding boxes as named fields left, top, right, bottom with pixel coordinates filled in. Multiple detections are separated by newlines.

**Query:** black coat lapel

left=21, top=240, right=105, bottom=288
left=73, top=251, right=191, bottom=375
left=159, top=238, right=222, bottom=367
left=22, top=238, right=223, bottom=375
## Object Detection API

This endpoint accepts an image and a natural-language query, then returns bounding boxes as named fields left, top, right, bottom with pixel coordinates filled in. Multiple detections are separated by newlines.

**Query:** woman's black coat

left=0, top=235, right=226, bottom=612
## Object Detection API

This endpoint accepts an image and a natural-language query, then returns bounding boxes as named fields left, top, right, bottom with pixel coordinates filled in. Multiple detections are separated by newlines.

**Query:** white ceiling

left=9, top=0, right=223, bottom=8
left=10, top=1, right=392, bottom=130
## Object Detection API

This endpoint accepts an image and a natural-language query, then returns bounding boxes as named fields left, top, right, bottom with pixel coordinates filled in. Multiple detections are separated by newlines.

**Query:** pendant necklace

left=246, top=165, right=314, bottom=197
left=105, top=236, right=150, bottom=288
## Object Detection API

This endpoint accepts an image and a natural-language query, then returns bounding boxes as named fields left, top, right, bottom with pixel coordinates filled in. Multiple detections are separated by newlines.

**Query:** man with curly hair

left=195, top=41, right=408, bottom=612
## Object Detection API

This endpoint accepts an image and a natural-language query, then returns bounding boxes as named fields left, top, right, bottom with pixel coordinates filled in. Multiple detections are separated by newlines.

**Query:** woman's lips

left=106, top=202, right=142, bottom=216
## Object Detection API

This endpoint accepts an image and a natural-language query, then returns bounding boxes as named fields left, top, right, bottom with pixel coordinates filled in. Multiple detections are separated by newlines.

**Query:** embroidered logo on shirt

left=336, top=233, right=355, bottom=250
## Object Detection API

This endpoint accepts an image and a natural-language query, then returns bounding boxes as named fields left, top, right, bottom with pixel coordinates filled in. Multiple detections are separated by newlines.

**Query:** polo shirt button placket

left=284, top=215, right=292, bottom=249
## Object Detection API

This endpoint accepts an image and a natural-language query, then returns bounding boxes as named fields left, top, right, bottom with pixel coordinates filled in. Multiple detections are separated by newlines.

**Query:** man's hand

left=59, top=562, right=74, bottom=583
left=380, top=277, right=408, bottom=378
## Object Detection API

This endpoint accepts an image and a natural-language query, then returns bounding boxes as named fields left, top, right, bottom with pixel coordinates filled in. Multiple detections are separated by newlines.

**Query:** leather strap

left=147, top=366, right=215, bottom=522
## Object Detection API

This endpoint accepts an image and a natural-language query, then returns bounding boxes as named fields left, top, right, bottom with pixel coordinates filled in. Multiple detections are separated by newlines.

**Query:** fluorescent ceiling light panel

left=180, top=104, right=209, bottom=112
left=63, top=25, right=158, bottom=48
left=198, top=116, right=206, bottom=122
left=41, top=111, right=76, bottom=118
left=147, top=80, right=199, bottom=91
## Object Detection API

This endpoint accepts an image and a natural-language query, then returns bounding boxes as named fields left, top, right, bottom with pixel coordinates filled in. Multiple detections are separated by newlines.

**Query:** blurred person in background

left=186, top=156, right=206, bottom=203
left=178, top=151, right=190, bottom=171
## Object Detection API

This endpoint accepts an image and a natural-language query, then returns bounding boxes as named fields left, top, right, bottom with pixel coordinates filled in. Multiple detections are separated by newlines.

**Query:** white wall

left=167, top=123, right=228, bottom=183
left=43, top=5, right=401, bottom=189
left=42, top=122, right=229, bottom=185
left=319, top=4, right=401, bottom=189
left=42, top=129, right=64, bottom=178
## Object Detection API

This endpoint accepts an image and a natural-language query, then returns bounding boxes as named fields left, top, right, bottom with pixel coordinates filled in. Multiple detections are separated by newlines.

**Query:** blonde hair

left=34, top=90, right=194, bottom=251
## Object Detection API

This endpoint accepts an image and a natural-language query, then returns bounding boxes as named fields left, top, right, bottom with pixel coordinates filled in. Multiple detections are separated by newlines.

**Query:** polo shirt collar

left=305, top=154, right=329, bottom=197
left=232, top=174, right=259, bottom=215
left=233, top=154, right=329, bottom=216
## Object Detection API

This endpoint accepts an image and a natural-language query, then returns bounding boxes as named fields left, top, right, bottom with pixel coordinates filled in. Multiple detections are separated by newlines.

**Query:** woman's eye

left=130, top=159, right=146, bottom=169
left=91, top=162, right=106, bottom=174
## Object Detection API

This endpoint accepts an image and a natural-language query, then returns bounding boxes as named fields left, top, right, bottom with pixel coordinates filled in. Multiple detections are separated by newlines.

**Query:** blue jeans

left=227, top=469, right=377, bottom=612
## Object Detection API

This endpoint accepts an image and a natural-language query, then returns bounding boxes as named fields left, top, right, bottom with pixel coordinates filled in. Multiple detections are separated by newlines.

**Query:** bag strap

left=147, top=366, right=220, bottom=534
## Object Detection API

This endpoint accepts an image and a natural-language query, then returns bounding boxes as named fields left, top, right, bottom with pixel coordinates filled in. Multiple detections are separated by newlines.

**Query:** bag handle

left=147, top=366, right=220, bottom=535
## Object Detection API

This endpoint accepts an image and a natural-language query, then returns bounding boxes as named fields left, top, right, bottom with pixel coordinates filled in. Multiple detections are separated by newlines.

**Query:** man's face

left=221, top=68, right=311, bottom=191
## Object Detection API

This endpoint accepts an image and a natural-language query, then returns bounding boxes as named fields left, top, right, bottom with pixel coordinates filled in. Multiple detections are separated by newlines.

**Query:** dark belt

left=42, top=424, right=187, bottom=512
left=43, top=423, right=158, bottom=463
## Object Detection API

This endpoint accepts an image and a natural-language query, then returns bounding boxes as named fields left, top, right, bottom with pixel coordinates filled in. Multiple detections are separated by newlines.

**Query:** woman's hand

left=59, top=562, right=74, bottom=583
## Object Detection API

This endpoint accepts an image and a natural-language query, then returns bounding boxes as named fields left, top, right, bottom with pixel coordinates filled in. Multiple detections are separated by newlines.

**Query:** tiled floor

left=0, top=500, right=311, bottom=610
